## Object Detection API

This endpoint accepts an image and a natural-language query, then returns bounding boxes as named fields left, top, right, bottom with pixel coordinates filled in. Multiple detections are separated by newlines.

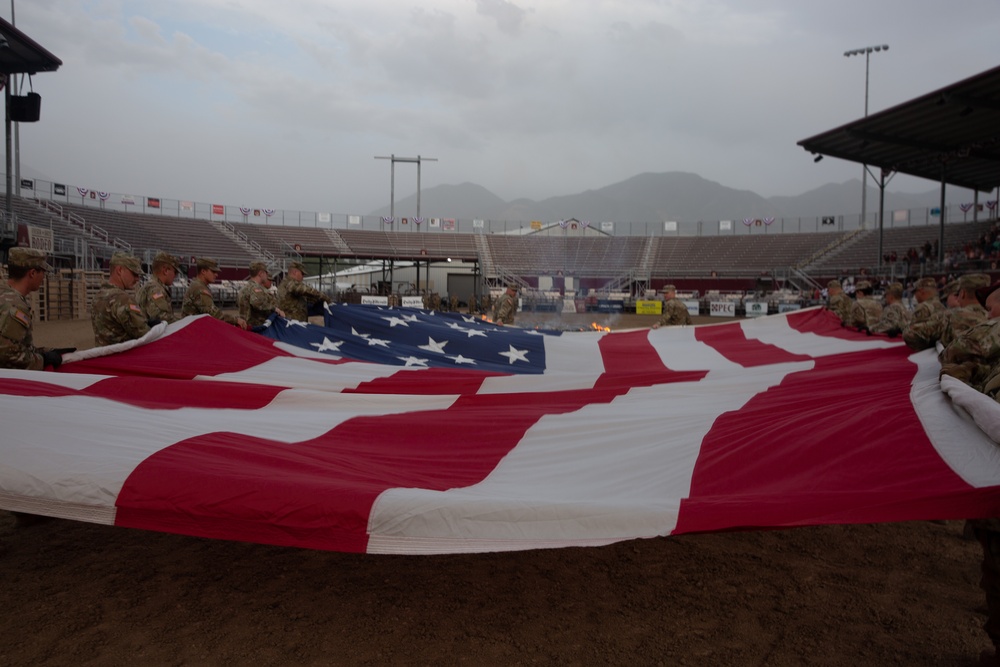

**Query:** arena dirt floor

left=1, top=312, right=995, bottom=665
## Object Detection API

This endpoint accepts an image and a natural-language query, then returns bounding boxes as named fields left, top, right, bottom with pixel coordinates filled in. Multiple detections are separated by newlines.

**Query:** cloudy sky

left=9, top=0, right=1000, bottom=215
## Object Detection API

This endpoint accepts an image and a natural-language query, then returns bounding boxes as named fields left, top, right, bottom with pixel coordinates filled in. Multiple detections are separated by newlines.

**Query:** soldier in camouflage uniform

left=91, top=252, right=151, bottom=347
left=904, top=273, right=990, bottom=351
left=870, top=282, right=911, bottom=335
left=181, top=257, right=247, bottom=329
left=0, top=248, right=65, bottom=370
left=276, top=260, right=330, bottom=322
left=652, top=284, right=692, bottom=328
left=909, top=276, right=945, bottom=327
left=450, top=294, right=459, bottom=313
left=239, top=261, right=284, bottom=328
left=492, top=284, right=519, bottom=326
left=136, top=251, right=181, bottom=324
left=848, top=280, right=882, bottom=330
left=826, top=280, right=852, bottom=324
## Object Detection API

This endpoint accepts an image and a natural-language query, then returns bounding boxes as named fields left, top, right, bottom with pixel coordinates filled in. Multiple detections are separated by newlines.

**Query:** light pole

left=843, top=44, right=888, bottom=232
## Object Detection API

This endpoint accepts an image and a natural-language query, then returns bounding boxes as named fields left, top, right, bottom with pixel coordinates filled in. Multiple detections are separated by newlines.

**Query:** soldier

left=870, top=282, right=911, bottom=335
left=826, top=279, right=852, bottom=324
left=136, top=251, right=181, bottom=324
left=0, top=248, right=66, bottom=370
left=492, top=284, right=519, bottom=326
left=652, top=284, right=692, bottom=328
left=181, top=257, right=247, bottom=329
left=239, top=261, right=284, bottom=328
left=938, top=282, right=1000, bottom=393
left=848, top=280, right=882, bottom=330
left=449, top=293, right=459, bottom=313
left=91, top=252, right=151, bottom=347
left=909, top=276, right=945, bottom=326
left=276, top=260, right=330, bottom=322
left=904, top=273, right=990, bottom=351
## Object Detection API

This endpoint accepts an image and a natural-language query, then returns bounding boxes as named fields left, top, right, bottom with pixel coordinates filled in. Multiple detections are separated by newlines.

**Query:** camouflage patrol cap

left=152, top=251, right=180, bottom=271
left=506, top=283, right=519, bottom=292
left=827, top=280, right=841, bottom=290
left=662, top=284, right=677, bottom=293
left=886, top=282, right=904, bottom=298
left=110, top=251, right=143, bottom=276
left=855, top=280, right=872, bottom=292
left=196, top=257, right=220, bottom=272
left=7, top=247, right=52, bottom=271
left=959, top=272, right=990, bottom=294
left=914, top=277, right=938, bottom=291
left=289, top=260, right=308, bottom=275
left=943, top=279, right=960, bottom=296
left=248, top=261, right=269, bottom=278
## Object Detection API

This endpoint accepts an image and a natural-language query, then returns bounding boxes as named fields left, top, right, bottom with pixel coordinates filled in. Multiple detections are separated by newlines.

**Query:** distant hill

left=370, top=171, right=984, bottom=223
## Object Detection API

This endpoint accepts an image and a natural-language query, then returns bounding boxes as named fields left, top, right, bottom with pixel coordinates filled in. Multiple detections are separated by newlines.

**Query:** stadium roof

left=798, top=65, right=1000, bottom=193
left=0, top=17, right=61, bottom=75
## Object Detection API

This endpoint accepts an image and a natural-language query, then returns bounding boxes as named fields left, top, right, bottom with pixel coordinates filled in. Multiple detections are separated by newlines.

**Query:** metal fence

left=7, top=175, right=999, bottom=238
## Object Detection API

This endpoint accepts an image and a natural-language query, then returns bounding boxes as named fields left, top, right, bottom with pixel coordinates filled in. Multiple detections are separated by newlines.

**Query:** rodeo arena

left=8, top=16, right=1000, bottom=667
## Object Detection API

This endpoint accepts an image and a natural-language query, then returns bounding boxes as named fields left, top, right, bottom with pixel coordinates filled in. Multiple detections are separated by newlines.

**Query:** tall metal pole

left=416, top=155, right=421, bottom=219
left=375, top=154, right=438, bottom=224
left=844, top=44, right=888, bottom=232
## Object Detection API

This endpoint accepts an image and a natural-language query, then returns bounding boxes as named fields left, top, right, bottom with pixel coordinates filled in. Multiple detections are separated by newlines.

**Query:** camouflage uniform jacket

left=277, top=277, right=327, bottom=322
left=136, top=276, right=178, bottom=324
left=940, top=318, right=1000, bottom=395
left=911, top=298, right=945, bottom=326
left=905, top=304, right=989, bottom=351
left=827, top=292, right=852, bottom=324
left=492, top=292, right=517, bottom=325
left=239, top=281, right=278, bottom=328
left=870, top=302, right=912, bottom=334
left=91, top=281, right=151, bottom=347
left=659, top=298, right=692, bottom=326
left=849, top=297, right=883, bottom=329
left=0, top=283, right=45, bottom=370
left=181, top=277, right=239, bottom=326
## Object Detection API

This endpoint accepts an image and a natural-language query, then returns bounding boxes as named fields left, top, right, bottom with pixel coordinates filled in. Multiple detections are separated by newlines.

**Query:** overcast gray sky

left=10, top=0, right=1000, bottom=215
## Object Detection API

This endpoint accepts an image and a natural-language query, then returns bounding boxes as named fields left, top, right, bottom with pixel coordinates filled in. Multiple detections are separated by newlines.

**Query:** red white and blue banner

left=1, top=308, right=999, bottom=555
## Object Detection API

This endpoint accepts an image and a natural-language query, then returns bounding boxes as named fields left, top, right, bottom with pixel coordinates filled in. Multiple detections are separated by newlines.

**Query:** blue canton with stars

left=255, top=304, right=561, bottom=374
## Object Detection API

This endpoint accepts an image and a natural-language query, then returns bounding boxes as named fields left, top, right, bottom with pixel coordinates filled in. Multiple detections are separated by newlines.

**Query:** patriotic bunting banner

left=1, top=309, right=1000, bottom=556
left=76, top=187, right=89, bottom=197
left=381, top=216, right=394, bottom=225
left=240, top=207, right=252, bottom=216
left=98, top=191, right=110, bottom=201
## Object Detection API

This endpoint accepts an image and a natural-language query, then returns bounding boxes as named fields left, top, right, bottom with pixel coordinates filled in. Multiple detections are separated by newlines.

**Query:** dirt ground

left=2, top=312, right=995, bottom=666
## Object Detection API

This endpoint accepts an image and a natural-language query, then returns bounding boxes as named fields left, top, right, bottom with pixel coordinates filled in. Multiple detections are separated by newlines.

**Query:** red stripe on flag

left=674, top=347, right=977, bottom=533
left=344, top=367, right=505, bottom=395
left=594, top=329, right=708, bottom=390
left=694, top=321, right=812, bottom=367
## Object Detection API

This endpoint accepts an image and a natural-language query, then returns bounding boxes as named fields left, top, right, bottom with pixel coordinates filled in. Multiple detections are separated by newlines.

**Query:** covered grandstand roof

left=0, top=17, right=61, bottom=75
left=798, top=65, right=1000, bottom=193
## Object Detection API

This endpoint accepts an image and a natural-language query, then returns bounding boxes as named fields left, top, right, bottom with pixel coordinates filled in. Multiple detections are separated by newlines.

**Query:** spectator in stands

left=652, top=284, right=692, bottom=328
left=870, top=282, right=910, bottom=335
left=0, top=248, right=68, bottom=370
left=276, top=260, right=330, bottom=322
left=91, top=252, right=151, bottom=347
left=905, top=273, right=990, bottom=351
left=182, top=257, right=247, bottom=329
left=848, top=280, right=882, bottom=330
left=239, top=261, right=284, bottom=328
left=492, top=284, right=519, bottom=326
left=825, top=280, right=852, bottom=325
left=136, top=251, right=181, bottom=324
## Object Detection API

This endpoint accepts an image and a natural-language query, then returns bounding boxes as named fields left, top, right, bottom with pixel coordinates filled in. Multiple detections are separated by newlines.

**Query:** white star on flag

left=447, top=354, right=477, bottom=365
left=367, top=337, right=391, bottom=347
left=383, top=316, right=411, bottom=328
left=447, top=323, right=487, bottom=338
left=499, top=345, right=530, bottom=364
left=397, top=356, right=430, bottom=367
left=351, top=327, right=371, bottom=340
left=418, top=338, right=449, bottom=354
left=309, top=337, right=344, bottom=353
left=285, top=319, right=308, bottom=328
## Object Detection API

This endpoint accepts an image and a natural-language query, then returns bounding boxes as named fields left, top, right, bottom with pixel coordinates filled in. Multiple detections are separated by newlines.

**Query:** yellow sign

left=636, top=300, right=662, bottom=315
left=530, top=220, right=543, bottom=230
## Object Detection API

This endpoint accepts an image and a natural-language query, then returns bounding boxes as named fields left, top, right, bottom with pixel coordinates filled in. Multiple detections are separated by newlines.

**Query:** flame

left=590, top=322, right=611, bottom=332
left=481, top=315, right=493, bottom=323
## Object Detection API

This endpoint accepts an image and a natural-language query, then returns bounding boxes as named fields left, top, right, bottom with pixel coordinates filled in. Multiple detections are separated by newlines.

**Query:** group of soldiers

left=0, top=248, right=332, bottom=371
left=828, top=273, right=1000, bottom=663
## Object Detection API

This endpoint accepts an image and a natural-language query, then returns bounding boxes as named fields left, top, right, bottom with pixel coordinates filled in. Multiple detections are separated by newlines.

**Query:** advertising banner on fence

left=401, top=296, right=424, bottom=309
left=361, top=295, right=389, bottom=306
left=744, top=301, right=767, bottom=317
left=709, top=301, right=736, bottom=317
left=635, top=300, right=661, bottom=315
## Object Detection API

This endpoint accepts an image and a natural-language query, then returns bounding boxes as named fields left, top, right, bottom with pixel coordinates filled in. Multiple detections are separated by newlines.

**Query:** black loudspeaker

left=10, top=93, right=41, bottom=122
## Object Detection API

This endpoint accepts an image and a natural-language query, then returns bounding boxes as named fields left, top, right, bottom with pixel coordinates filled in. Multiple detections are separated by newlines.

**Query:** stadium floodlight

left=843, top=43, right=889, bottom=243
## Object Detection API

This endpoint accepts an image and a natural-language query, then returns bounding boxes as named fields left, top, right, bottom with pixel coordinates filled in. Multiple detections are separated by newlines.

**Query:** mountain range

left=369, top=171, right=987, bottom=223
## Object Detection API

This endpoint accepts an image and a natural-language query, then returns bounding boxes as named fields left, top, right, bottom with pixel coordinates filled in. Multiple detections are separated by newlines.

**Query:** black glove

left=41, top=350, right=63, bottom=370
left=886, top=328, right=901, bottom=339
left=53, top=347, right=76, bottom=355
left=147, top=318, right=162, bottom=327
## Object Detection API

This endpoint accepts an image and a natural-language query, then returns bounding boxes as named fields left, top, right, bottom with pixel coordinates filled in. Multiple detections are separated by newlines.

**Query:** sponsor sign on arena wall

left=361, top=295, right=389, bottom=306
left=778, top=303, right=802, bottom=313
left=401, top=296, right=424, bottom=308
left=683, top=300, right=700, bottom=316
left=744, top=301, right=767, bottom=317
left=635, top=300, right=661, bottom=315
left=709, top=301, right=736, bottom=317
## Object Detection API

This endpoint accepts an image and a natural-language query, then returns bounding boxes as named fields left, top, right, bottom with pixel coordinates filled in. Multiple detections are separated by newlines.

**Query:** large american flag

left=1, top=308, right=999, bottom=555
